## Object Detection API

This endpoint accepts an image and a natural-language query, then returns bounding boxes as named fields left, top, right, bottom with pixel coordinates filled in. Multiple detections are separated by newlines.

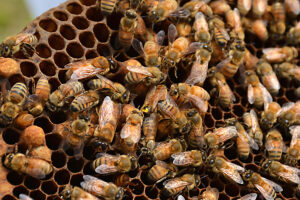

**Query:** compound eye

left=209, top=159, right=214, bottom=165
left=195, top=179, right=200, bottom=185
left=4, top=46, right=9, bottom=52
left=123, top=93, right=128, bottom=99
left=285, top=119, right=289, bottom=125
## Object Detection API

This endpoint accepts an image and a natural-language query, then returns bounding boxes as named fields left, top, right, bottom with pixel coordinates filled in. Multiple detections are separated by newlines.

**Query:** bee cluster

left=0, top=0, right=299, bottom=199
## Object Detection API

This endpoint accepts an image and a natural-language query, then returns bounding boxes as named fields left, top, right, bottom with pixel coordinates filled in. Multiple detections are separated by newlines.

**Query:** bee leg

left=20, top=44, right=32, bottom=58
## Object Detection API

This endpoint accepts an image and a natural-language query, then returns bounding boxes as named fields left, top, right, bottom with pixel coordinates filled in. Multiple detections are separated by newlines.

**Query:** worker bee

left=141, top=85, right=167, bottom=116
left=208, top=16, right=230, bottom=49
left=244, top=48, right=258, bottom=70
left=242, top=170, right=283, bottom=200
left=237, top=193, right=257, bottom=200
left=206, top=155, right=245, bottom=184
left=152, top=138, right=187, bottom=161
left=114, top=174, right=131, bottom=187
left=252, top=0, right=267, bottom=17
left=158, top=96, right=191, bottom=134
left=265, top=129, right=285, bottom=161
left=243, top=109, right=263, bottom=147
left=185, top=52, right=209, bottom=86
left=193, top=12, right=211, bottom=43
left=285, top=0, right=300, bottom=17
left=209, top=0, right=231, bottom=16
left=237, top=0, right=251, bottom=15
left=162, top=174, right=201, bottom=197
left=142, top=113, right=158, bottom=150
left=285, top=126, right=300, bottom=166
left=204, top=126, right=238, bottom=149
left=60, top=185, right=99, bottom=200
left=94, top=96, right=120, bottom=144
left=119, top=109, right=143, bottom=153
left=46, top=80, right=84, bottom=112
left=147, top=160, right=178, bottom=184
left=275, top=62, right=300, bottom=83
left=65, top=56, right=117, bottom=80
left=92, top=153, right=137, bottom=175
left=26, top=76, right=50, bottom=116
left=176, top=22, right=192, bottom=37
left=207, top=67, right=236, bottom=108
left=119, top=9, right=138, bottom=48
left=270, top=2, right=286, bottom=39
left=201, top=187, right=219, bottom=200
left=260, top=102, right=281, bottom=130
left=4, top=153, right=52, bottom=179
left=99, top=0, right=118, bottom=15
left=80, top=175, right=124, bottom=200
left=171, top=150, right=205, bottom=167
left=287, top=21, right=300, bottom=45
left=7, top=82, right=28, bottom=105
left=262, top=159, right=300, bottom=184
left=169, top=83, right=210, bottom=113
left=182, top=0, right=212, bottom=18
left=19, top=194, right=33, bottom=200
left=242, top=18, right=268, bottom=41
left=132, top=30, right=165, bottom=68
left=245, top=70, right=272, bottom=108
left=225, top=8, right=244, bottom=40
left=0, top=31, right=37, bottom=58
left=277, top=101, right=300, bottom=127
left=70, top=90, right=100, bottom=113
left=263, top=46, right=298, bottom=63
left=225, top=118, right=259, bottom=160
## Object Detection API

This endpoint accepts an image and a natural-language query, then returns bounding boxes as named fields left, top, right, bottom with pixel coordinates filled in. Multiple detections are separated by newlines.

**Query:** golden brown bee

left=209, top=0, right=231, bottom=15
left=148, top=160, right=178, bottom=184
left=245, top=70, right=272, bottom=108
left=270, top=2, right=286, bottom=39
left=260, top=102, right=281, bottom=130
left=171, top=150, right=205, bottom=167
left=226, top=8, right=244, bottom=40
left=153, top=138, right=187, bottom=161
left=263, top=46, right=298, bottom=63
left=265, top=129, right=285, bottom=161
left=80, top=175, right=124, bottom=200
left=237, top=193, right=257, bottom=200
left=193, top=12, right=211, bottom=43
left=285, top=126, right=300, bottom=166
left=207, top=67, right=236, bottom=108
left=162, top=174, right=201, bottom=197
left=60, top=185, right=99, bottom=200
left=4, top=153, right=52, bottom=179
left=201, top=187, right=219, bottom=200
left=237, top=0, right=251, bottom=15
left=114, top=174, right=131, bottom=187
left=99, top=0, right=118, bottom=15
left=119, top=109, right=143, bottom=153
left=94, top=96, right=120, bottom=144
left=176, top=22, right=192, bottom=37
left=287, top=21, right=300, bottom=44
left=142, top=113, right=158, bottom=150
left=132, top=30, right=165, bottom=68
left=70, top=90, right=100, bottom=113
left=182, top=0, right=212, bottom=18
left=65, top=56, right=117, bottom=80
left=130, top=0, right=144, bottom=9
left=170, top=83, right=210, bottom=113
left=46, top=80, right=84, bottom=112
left=242, top=18, right=268, bottom=41
left=252, top=0, right=267, bottom=17
left=14, top=112, right=34, bottom=129
left=26, top=76, right=50, bottom=116
left=262, top=159, right=300, bottom=184
left=124, top=61, right=166, bottom=86
left=204, top=126, right=238, bottom=149
left=92, top=153, right=137, bottom=175
left=0, top=32, right=37, bottom=57
left=157, top=96, right=191, bottom=134
left=8, top=82, right=28, bottom=105
left=275, top=62, right=300, bottom=83
left=242, top=170, right=283, bottom=200
left=277, top=101, right=300, bottom=127
left=244, top=48, right=259, bottom=70
left=208, top=16, right=230, bottom=49
left=119, top=9, right=138, bottom=48
left=141, top=85, right=167, bottom=116
left=285, top=0, right=300, bottom=17
left=243, top=109, right=263, bottom=147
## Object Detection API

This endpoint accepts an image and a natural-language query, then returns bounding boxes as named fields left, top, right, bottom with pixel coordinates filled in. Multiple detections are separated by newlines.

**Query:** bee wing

left=220, top=162, right=244, bottom=184
left=155, top=160, right=170, bottom=168
left=216, top=24, right=230, bottom=41
left=258, top=83, right=272, bottom=105
left=215, top=126, right=238, bottom=143
left=250, top=109, right=258, bottom=131
left=95, top=164, right=119, bottom=174
left=164, top=179, right=189, bottom=189
left=185, top=60, right=209, bottom=85
left=95, top=74, right=118, bottom=90
left=95, top=152, right=117, bottom=159
left=168, top=24, right=178, bottom=44
left=247, top=84, right=254, bottom=104
left=278, top=164, right=300, bottom=184
left=261, top=177, right=283, bottom=192
left=19, top=194, right=33, bottom=200
left=132, top=39, right=145, bottom=57
left=64, top=60, right=92, bottom=70
left=120, top=123, right=141, bottom=143
left=277, top=102, right=294, bottom=117
left=262, top=48, right=285, bottom=61
left=216, top=56, right=232, bottom=71
left=169, top=8, right=191, bottom=19
left=150, top=86, right=168, bottom=111
left=31, top=168, right=46, bottom=179
left=290, top=126, right=300, bottom=147
left=99, top=96, right=114, bottom=127
left=177, top=195, right=185, bottom=200
left=156, top=30, right=165, bottom=46
left=185, top=42, right=202, bottom=55
left=246, top=132, right=259, bottom=150
left=185, top=94, right=208, bottom=113
left=71, top=66, right=104, bottom=80
left=126, top=65, right=153, bottom=76
left=225, top=161, right=245, bottom=172
left=238, top=193, right=257, bottom=200
left=206, top=187, right=219, bottom=199
left=171, top=152, right=193, bottom=166
left=254, top=184, right=275, bottom=200
left=285, top=0, right=300, bottom=15
left=269, top=71, right=280, bottom=91
left=264, top=138, right=275, bottom=151
left=81, top=176, right=108, bottom=195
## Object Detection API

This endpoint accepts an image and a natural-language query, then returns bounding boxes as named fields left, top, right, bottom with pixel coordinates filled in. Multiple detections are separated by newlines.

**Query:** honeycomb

left=0, top=0, right=299, bottom=200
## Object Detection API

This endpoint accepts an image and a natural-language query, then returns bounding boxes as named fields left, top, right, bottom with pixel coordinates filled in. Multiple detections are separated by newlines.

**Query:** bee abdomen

left=100, top=0, right=117, bottom=15
left=10, top=83, right=28, bottom=104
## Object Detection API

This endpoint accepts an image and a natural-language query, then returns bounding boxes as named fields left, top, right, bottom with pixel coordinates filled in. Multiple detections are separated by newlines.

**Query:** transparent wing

left=99, top=96, right=114, bottom=127
left=185, top=58, right=208, bottom=85
left=216, top=56, right=232, bottom=71
left=278, top=102, right=294, bottom=117
left=171, top=152, right=193, bottom=166
left=149, top=86, right=168, bottom=111
left=71, top=66, right=104, bottom=80
left=220, top=164, right=244, bottom=184
left=238, top=193, right=257, bottom=200
left=64, top=60, right=93, bottom=70
left=185, top=42, right=202, bottom=55
left=255, top=184, right=274, bottom=200
left=95, top=164, right=119, bottom=174
left=96, top=74, right=118, bottom=90
left=259, top=83, right=273, bottom=105
left=126, top=65, right=153, bottom=76
left=169, top=8, right=191, bottom=18
left=217, top=24, right=230, bottom=41
left=164, top=179, right=189, bottom=189
left=168, top=24, right=178, bottom=43
left=19, top=194, right=33, bottom=200
left=186, top=94, right=208, bottom=113
left=132, top=39, right=145, bottom=57
left=215, top=126, right=238, bottom=142
left=261, top=177, right=283, bottom=192
left=290, top=126, right=300, bottom=147
left=263, top=48, right=285, bottom=61
left=120, top=123, right=141, bottom=143
left=247, top=84, right=254, bottom=104
left=156, top=30, right=165, bottom=46
left=250, top=109, right=258, bottom=132
left=278, top=164, right=300, bottom=184
left=177, top=195, right=185, bottom=200
left=226, top=161, right=245, bottom=172
left=155, top=160, right=170, bottom=169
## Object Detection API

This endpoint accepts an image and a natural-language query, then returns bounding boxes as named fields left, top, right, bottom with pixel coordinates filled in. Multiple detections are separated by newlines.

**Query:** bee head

left=60, top=185, right=72, bottom=199
left=115, top=187, right=124, bottom=200
left=0, top=44, right=11, bottom=57
left=207, top=155, right=216, bottom=166
left=130, top=156, right=138, bottom=170
left=121, top=90, right=130, bottom=104
left=3, top=153, right=15, bottom=168
left=262, top=159, right=272, bottom=170
left=125, top=10, right=137, bottom=19
left=243, top=170, right=253, bottom=180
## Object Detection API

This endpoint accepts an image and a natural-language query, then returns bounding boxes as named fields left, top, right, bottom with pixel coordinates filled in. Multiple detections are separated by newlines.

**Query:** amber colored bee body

left=237, top=0, right=251, bottom=15
left=277, top=101, right=300, bottom=128
left=287, top=22, right=300, bottom=44
left=270, top=2, right=286, bottom=38
left=119, top=9, right=138, bottom=49
left=209, top=0, right=231, bottom=16
left=252, top=0, right=267, bottom=17
left=14, top=112, right=34, bottom=129
left=171, top=150, right=205, bottom=167
left=60, top=185, right=99, bottom=200
left=285, top=126, right=300, bottom=166
left=183, top=0, right=212, bottom=18
left=260, top=102, right=281, bottom=130
left=204, top=126, right=238, bottom=149
left=148, top=0, right=178, bottom=23
left=186, top=109, right=206, bottom=149
left=141, top=85, right=167, bottom=116
left=208, top=16, right=230, bottom=49
left=243, top=18, right=268, bottom=41
left=0, top=32, right=37, bottom=57
left=201, top=187, right=219, bottom=200
left=226, top=8, right=244, bottom=40
left=4, top=153, right=52, bottom=179
left=263, top=47, right=298, bottom=63
left=70, top=90, right=100, bottom=113
left=99, top=0, right=118, bottom=15
left=9, top=82, right=28, bottom=105
left=276, top=62, right=300, bottom=83
left=153, top=138, right=186, bottom=161
left=243, top=109, right=263, bottom=147
left=265, top=129, right=284, bottom=161
left=143, top=112, right=158, bottom=150
left=148, top=160, right=178, bottom=183
left=114, top=174, right=131, bottom=187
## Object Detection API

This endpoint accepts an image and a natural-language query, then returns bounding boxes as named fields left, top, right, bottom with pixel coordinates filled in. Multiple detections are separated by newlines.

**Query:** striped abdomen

left=119, top=30, right=134, bottom=49
left=70, top=94, right=99, bottom=113
left=124, top=71, right=146, bottom=85
left=36, top=77, right=50, bottom=101
left=9, top=82, right=28, bottom=105
left=92, top=156, right=116, bottom=171
left=220, top=62, right=239, bottom=78
left=60, top=81, right=84, bottom=98
left=100, top=0, right=118, bottom=15
left=267, top=140, right=283, bottom=160
left=87, top=79, right=114, bottom=91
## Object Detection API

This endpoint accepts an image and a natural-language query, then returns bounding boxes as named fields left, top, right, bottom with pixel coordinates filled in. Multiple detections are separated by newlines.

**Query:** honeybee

left=153, top=138, right=187, bottom=161
left=176, top=22, right=192, bottom=37
left=4, top=153, right=52, bottom=179
left=141, top=85, right=167, bottom=116
left=193, top=12, right=211, bottom=43
left=209, top=0, right=231, bottom=15
left=148, top=160, right=178, bottom=184
left=204, top=126, right=238, bottom=149
left=270, top=2, right=286, bottom=39
left=158, top=96, right=191, bottom=134
left=252, top=0, right=267, bottom=17
left=287, top=21, right=300, bottom=45
left=244, top=48, right=258, bottom=70
left=119, top=9, right=137, bottom=48
left=114, top=174, right=130, bottom=187
left=275, top=62, right=300, bottom=83
left=99, top=0, right=118, bottom=15
left=60, top=185, right=99, bottom=200
left=46, top=80, right=84, bottom=112
left=237, top=0, right=251, bottom=15
left=243, top=109, right=263, bottom=147
left=285, top=126, right=300, bottom=166
left=0, top=32, right=37, bottom=57
left=70, top=90, right=100, bottom=113
left=119, top=109, right=143, bottom=153
left=201, top=187, right=219, bottom=200
left=65, top=56, right=117, bottom=80
left=208, top=16, right=230, bottom=49
left=260, top=102, right=281, bottom=130
left=92, top=153, right=137, bottom=175
left=26, top=76, right=50, bottom=116
left=19, top=194, right=33, bottom=200
left=162, top=174, right=201, bottom=197
left=245, top=70, right=272, bottom=108
left=142, top=113, right=158, bottom=150
left=170, top=83, right=210, bottom=113
left=263, top=47, right=298, bottom=63
left=265, top=129, right=285, bottom=161
left=14, top=112, right=34, bottom=129
left=285, top=0, right=300, bottom=17
left=225, top=8, right=244, bottom=40
left=277, top=101, right=300, bottom=127
left=94, top=96, right=120, bottom=144
left=207, top=67, right=236, bottom=108
left=185, top=52, right=209, bottom=86
left=171, top=150, right=205, bottom=167
left=124, top=63, right=166, bottom=86
left=80, top=175, right=124, bottom=200
left=8, top=82, right=28, bottom=105
left=242, top=18, right=268, bottom=41
left=206, top=155, right=245, bottom=184
left=225, top=118, right=259, bottom=159
left=182, top=0, right=213, bottom=18
left=242, top=170, right=283, bottom=200
left=132, top=30, right=165, bottom=68
left=237, top=193, right=257, bottom=200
